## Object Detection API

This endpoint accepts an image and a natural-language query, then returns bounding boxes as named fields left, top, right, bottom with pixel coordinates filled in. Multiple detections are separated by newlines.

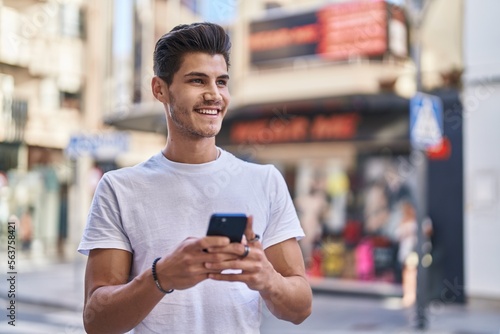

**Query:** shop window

left=0, top=143, right=20, bottom=170
left=1, top=99, right=28, bottom=143
left=60, top=91, right=81, bottom=110
left=96, top=161, right=119, bottom=174
left=265, top=2, right=282, bottom=10
left=294, top=154, right=416, bottom=285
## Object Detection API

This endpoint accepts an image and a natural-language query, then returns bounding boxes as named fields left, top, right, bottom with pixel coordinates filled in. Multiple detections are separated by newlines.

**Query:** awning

left=226, top=93, right=409, bottom=120
left=103, top=102, right=166, bottom=134
left=103, top=94, right=409, bottom=138
left=219, top=93, right=410, bottom=146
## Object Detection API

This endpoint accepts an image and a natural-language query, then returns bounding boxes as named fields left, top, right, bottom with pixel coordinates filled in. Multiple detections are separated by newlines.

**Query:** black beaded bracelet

left=152, top=257, right=174, bottom=294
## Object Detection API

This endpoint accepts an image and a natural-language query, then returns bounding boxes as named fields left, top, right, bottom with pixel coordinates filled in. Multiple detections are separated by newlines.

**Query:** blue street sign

left=410, top=92, right=443, bottom=149
left=65, top=133, right=129, bottom=159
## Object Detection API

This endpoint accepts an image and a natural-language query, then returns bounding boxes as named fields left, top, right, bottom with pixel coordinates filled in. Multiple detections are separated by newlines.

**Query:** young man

left=79, top=22, right=312, bottom=333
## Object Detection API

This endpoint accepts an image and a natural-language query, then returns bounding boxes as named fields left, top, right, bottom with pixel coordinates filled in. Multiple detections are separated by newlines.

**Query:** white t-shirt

left=78, top=148, right=304, bottom=334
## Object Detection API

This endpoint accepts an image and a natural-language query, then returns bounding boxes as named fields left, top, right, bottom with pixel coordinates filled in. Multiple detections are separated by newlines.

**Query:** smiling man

left=79, top=22, right=312, bottom=334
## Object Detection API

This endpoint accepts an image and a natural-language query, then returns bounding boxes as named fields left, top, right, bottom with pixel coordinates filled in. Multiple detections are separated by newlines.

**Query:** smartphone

left=206, top=213, right=247, bottom=243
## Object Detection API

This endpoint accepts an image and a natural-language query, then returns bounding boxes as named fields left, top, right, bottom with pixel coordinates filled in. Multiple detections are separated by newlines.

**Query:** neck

left=162, top=137, right=219, bottom=164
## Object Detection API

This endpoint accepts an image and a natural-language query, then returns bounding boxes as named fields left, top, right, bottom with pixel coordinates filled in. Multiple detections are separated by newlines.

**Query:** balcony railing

left=1, top=98, right=28, bottom=143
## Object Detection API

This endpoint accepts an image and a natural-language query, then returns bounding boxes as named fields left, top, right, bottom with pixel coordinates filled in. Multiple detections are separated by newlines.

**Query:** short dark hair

left=153, top=22, right=231, bottom=85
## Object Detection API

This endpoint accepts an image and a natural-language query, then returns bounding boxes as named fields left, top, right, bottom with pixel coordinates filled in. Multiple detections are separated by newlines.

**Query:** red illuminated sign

left=426, top=137, right=452, bottom=160
left=316, top=1, right=387, bottom=60
left=249, top=24, right=319, bottom=52
left=249, top=0, right=406, bottom=64
left=229, top=113, right=359, bottom=145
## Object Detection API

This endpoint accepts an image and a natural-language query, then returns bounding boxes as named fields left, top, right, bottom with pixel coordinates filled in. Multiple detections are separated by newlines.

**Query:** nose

left=203, top=83, right=222, bottom=102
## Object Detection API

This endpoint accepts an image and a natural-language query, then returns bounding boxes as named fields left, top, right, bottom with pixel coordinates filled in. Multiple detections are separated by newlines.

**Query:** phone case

left=206, top=213, right=247, bottom=243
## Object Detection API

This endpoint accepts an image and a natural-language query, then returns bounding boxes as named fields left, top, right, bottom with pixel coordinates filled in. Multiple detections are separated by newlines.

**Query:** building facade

left=0, top=0, right=86, bottom=260
left=463, top=0, right=500, bottom=299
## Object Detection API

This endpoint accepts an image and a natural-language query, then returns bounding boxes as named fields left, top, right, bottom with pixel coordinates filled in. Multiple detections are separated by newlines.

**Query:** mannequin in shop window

left=360, top=179, right=396, bottom=282
left=295, top=172, right=330, bottom=274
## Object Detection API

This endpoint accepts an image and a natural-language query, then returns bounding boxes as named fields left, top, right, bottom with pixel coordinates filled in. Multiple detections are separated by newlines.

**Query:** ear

left=151, top=76, right=169, bottom=103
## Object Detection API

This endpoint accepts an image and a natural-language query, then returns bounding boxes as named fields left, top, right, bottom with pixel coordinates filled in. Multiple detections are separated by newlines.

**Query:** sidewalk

left=1, top=254, right=86, bottom=312
left=308, top=275, right=403, bottom=298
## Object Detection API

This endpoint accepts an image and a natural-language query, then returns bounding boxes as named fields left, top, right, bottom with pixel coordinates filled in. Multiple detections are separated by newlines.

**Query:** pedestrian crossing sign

left=410, top=92, right=443, bottom=149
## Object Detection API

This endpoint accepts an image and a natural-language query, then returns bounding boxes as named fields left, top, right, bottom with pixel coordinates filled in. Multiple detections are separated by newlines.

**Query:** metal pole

left=406, top=0, right=430, bottom=329
left=414, top=150, right=428, bottom=330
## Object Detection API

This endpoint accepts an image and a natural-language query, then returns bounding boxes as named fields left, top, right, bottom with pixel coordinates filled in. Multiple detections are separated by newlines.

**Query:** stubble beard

left=167, top=94, right=221, bottom=139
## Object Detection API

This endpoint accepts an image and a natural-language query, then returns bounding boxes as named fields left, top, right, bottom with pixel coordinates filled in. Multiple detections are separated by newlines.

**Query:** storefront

left=218, top=89, right=464, bottom=301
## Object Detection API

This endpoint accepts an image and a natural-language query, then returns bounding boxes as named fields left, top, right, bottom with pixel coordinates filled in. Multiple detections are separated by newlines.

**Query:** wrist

left=152, top=257, right=174, bottom=294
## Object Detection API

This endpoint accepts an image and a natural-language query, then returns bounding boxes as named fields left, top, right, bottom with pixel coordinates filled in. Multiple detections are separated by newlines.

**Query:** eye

left=217, top=79, right=228, bottom=87
left=190, top=78, right=203, bottom=84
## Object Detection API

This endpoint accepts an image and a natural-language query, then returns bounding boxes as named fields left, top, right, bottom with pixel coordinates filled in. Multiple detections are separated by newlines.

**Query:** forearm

left=84, top=269, right=167, bottom=334
left=260, top=272, right=312, bottom=324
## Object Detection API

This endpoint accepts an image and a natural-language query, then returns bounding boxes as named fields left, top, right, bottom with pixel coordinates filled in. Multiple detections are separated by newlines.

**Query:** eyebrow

left=184, top=72, right=230, bottom=80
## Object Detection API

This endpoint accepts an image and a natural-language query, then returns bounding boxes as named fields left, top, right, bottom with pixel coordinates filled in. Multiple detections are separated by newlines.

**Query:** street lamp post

left=405, top=0, right=431, bottom=330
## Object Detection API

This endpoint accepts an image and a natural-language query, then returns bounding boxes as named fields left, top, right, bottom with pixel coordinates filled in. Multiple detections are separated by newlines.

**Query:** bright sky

left=112, top=0, right=133, bottom=57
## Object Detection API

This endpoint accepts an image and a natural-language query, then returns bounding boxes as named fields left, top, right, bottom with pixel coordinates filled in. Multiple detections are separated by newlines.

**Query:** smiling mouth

left=196, top=108, right=220, bottom=115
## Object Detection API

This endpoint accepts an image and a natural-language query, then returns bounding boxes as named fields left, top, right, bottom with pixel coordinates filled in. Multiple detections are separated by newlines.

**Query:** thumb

left=245, top=215, right=258, bottom=242
left=243, top=215, right=254, bottom=243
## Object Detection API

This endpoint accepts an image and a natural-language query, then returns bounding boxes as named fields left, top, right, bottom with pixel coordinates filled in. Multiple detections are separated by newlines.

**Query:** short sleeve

left=261, top=166, right=305, bottom=250
left=78, top=173, right=132, bottom=255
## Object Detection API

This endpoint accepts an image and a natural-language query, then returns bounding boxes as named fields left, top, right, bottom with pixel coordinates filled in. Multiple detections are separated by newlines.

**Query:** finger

left=205, top=261, right=243, bottom=272
left=205, top=257, right=256, bottom=271
left=208, top=273, right=247, bottom=282
left=197, top=236, right=231, bottom=250
left=241, top=244, right=250, bottom=258
left=202, top=251, right=240, bottom=263
left=243, top=216, right=261, bottom=245
left=244, top=215, right=255, bottom=243
left=205, top=242, right=246, bottom=256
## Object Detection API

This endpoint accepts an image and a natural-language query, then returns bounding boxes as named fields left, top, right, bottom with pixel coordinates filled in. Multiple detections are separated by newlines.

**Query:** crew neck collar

left=155, top=147, right=227, bottom=173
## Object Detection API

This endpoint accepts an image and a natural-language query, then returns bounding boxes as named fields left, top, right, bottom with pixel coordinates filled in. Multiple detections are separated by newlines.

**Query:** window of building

left=60, top=91, right=81, bottom=110
left=60, top=3, right=84, bottom=38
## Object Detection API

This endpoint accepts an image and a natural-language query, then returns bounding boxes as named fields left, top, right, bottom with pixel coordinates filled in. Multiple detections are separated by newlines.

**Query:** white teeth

left=197, top=109, right=218, bottom=115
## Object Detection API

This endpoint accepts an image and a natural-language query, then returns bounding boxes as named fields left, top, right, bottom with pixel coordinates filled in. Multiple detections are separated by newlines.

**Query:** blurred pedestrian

left=79, top=22, right=311, bottom=334
left=395, top=199, right=418, bottom=307
left=20, top=206, right=34, bottom=251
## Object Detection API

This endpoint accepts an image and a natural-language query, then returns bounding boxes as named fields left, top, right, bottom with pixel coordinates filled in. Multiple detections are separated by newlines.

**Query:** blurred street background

left=1, top=0, right=500, bottom=333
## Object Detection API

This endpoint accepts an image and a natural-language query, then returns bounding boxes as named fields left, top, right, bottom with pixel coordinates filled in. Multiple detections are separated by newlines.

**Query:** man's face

left=161, top=52, right=230, bottom=139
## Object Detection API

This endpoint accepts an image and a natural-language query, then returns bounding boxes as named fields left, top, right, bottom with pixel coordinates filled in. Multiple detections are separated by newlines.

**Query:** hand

left=155, top=236, right=239, bottom=291
left=205, top=216, right=277, bottom=292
